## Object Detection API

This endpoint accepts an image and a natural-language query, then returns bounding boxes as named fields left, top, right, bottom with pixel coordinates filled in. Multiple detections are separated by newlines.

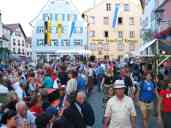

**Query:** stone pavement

left=88, top=86, right=158, bottom=128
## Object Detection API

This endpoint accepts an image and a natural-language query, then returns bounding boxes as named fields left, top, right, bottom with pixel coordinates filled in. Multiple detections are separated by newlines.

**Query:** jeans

left=162, top=112, right=171, bottom=128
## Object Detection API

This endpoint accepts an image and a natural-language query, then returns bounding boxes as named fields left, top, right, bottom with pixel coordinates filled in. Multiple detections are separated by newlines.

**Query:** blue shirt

left=43, top=76, right=54, bottom=88
left=139, top=80, right=156, bottom=102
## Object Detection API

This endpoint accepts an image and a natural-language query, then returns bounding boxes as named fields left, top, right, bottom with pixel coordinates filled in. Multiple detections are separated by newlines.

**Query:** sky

left=0, top=0, right=102, bottom=37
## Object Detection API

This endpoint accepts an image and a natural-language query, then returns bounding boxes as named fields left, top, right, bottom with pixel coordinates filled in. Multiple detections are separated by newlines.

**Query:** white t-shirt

left=104, top=96, right=136, bottom=128
left=12, top=82, right=24, bottom=100
left=66, top=79, right=77, bottom=95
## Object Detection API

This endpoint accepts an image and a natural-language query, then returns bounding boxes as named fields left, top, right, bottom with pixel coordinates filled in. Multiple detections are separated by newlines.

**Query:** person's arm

left=130, top=98, right=137, bottom=128
left=103, top=117, right=110, bottom=128
left=130, top=116, right=136, bottom=128
left=103, top=100, right=112, bottom=128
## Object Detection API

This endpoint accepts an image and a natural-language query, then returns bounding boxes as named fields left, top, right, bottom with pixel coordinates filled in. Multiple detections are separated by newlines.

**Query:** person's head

left=1, top=110, right=17, bottom=128
left=64, top=96, right=74, bottom=108
left=7, top=91, right=18, bottom=103
left=35, top=112, right=51, bottom=128
left=76, top=91, right=86, bottom=105
left=16, top=101, right=27, bottom=117
left=145, top=73, right=152, bottom=81
left=68, top=70, right=77, bottom=79
left=113, top=80, right=125, bottom=99
left=31, top=94, right=43, bottom=108
left=167, top=82, right=171, bottom=89
left=107, top=87, right=114, bottom=97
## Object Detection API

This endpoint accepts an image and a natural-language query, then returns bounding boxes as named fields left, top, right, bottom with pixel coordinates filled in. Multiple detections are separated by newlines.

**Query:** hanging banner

left=44, top=21, right=48, bottom=45
left=112, top=3, right=120, bottom=28
left=56, top=18, right=63, bottom=38
left=47, top=18, right=52, bottom=45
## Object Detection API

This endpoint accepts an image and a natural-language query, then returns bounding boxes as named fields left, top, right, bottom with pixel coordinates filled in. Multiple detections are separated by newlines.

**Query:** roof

left=26, top=37, right=32, bottom=44
left=0, top=35, right=9, bottom=41
left=155, top=0, right=169, bottom=11
left=139, top=0, right=145, bottom=9
left=83, top=0, right=105, bottom=14
left=2, top=24, right=12, bottom=31
left=5, top=23, right=27, bottom=39
left=30, top=0, right=86, bottom=26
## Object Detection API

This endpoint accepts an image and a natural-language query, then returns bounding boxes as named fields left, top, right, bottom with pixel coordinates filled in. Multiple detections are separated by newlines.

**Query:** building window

left=129, top=43, right=135, bottom=51
left=22, top=40, right=24, bottom=46
left=118, top=17, right=123, bottom=24
left=124, top=4, right=129, bottom=11
left=13, top=39, right=16, bottom=45
left=18, top=48, right=21, bottom=54
left=52, top=39, right=59, bottom=46
left=13, top=48, right=15, bottom=53
left=62, top=14, right=65, bottom=21
left=129, top=17, right=134, bottom=25
left=67, top=14, right=71, bottom=21
left=76, top=27, right=83, bottom=33
left=118, top=31, right=123, bottom=38
left=106, top=3, right=111, bottom=11
left=22, top=49, right=24, bottom=55
left=51, top=26, right=57, bottom=34
left=130, top=31, right=135, bottom=38
left=74, top=39, right=81, bottom=46
left=104, top=31, right=109, bottom=38
left=18, top=40, right=20, bottom=46
left=36, top=26, right=44, bottom=33
left=43, top=13, right=49, bottom=21
left=90, top=16, right=95, bottom=24
left=55, top=14, right=58, bottom=20
left=104, top=17, right=109, bottom=25
left=89, top=31, right=95, bottom=37
left=36, top=39, right=44, bottom=46
left=117, top=42, right=124, bottom=50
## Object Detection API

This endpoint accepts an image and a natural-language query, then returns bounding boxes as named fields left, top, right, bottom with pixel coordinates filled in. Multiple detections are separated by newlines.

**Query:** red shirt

left=30, top=105, right=43, bottom=116
left=159, top=89, right=171, bottom=112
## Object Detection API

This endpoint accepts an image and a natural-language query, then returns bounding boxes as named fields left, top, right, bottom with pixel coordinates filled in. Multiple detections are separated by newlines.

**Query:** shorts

left=139, top=101, right=153, bottom=112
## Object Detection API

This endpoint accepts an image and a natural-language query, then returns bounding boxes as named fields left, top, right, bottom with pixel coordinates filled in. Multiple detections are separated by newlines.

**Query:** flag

left=44, top=21, right=48, bottom=45
left=47, top=18, right=52, bottom=45
left=112, top=4, right=120, bottom=28
left=69, top=16, right=76, bottom=38
left=56, top=18, right=63, bottom=38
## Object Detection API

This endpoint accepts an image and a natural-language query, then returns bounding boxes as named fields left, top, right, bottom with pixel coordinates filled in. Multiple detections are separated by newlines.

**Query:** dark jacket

left=81, top=101, right=95, bottom=126
left=63, top=104, right=86, bottom=128
left=53, top=116, right=74, bottom=128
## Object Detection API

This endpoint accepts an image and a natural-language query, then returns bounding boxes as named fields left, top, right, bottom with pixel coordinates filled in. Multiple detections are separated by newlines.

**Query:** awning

left=154, top=27, right=171, bottom=39
left=136, top=39, right=157, bottom=54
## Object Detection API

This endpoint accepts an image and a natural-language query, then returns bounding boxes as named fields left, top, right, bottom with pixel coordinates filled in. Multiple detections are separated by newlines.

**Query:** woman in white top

left=66, top=70, right=78, bottom=95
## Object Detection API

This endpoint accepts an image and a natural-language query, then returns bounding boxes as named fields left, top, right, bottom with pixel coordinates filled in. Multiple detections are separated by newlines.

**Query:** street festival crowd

left=0, top=58, right=171, bottom=128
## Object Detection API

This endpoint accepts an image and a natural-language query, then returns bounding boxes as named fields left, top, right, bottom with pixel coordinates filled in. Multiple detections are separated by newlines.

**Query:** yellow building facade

left=84, top=0, right=142, bottom=59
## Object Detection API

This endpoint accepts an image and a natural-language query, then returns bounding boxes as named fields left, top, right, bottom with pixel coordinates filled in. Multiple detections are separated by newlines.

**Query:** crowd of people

left=0, top=57, right=170, bottom=128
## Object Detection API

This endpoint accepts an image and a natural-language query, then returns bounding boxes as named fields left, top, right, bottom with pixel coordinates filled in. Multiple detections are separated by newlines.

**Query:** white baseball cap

left=113, top=80, right=126, bottom=89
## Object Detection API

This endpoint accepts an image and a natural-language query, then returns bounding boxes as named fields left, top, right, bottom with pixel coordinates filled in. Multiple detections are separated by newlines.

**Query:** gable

left=30, top=0, right=86, bottom=27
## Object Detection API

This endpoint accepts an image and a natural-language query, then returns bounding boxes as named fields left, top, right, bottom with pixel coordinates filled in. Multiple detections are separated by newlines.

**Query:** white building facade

left=5, top=24, right=31, bottom=57
left=30, top=0, right=88, bottom=62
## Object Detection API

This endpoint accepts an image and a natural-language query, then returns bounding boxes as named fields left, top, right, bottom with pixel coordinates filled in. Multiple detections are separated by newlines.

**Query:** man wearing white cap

left=103, top=80, right=136, bottom=128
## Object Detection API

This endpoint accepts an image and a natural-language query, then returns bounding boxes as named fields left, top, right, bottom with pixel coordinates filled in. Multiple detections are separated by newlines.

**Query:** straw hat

left=113, top=80, right=126, bottom=89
